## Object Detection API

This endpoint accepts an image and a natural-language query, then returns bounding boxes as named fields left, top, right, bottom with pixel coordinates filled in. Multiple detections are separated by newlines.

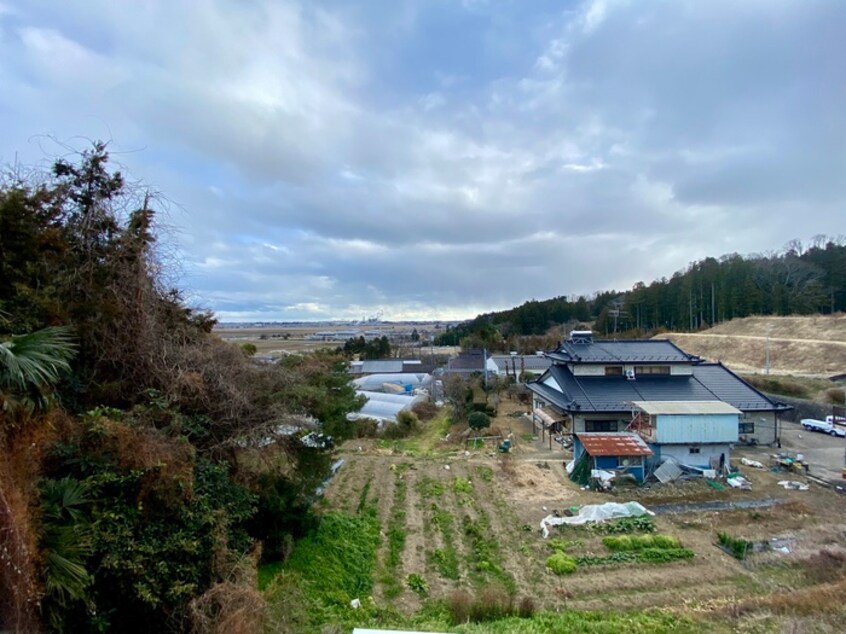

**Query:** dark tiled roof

left=546, top=339, right=696, bottom=364
left=690, top=364, right=790, bottom=412
left=402, top=361, right=434, bottom=374
left=490, top=355, right=552, bottom=371
left=527, top=363, right=788, bottom=414
left=447, top=351, right=487, bottom=371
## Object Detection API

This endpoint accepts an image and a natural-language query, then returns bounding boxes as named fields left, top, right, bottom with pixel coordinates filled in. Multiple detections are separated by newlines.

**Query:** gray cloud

left=0, top=0, right=843, bottom=321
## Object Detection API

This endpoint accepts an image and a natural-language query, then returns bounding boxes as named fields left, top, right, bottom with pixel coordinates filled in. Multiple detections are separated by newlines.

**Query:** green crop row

left=603, top=534, right=681, bottom=551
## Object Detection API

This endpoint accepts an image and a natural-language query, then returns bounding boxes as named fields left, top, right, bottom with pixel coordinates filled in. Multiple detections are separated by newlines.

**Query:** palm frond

left=0, top=326, right=76, bottom=412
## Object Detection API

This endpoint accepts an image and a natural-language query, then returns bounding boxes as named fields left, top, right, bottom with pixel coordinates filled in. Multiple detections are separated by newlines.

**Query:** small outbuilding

left=630, top=400, right=741, bottom=470
left=573, top=432, right=653, bottom=482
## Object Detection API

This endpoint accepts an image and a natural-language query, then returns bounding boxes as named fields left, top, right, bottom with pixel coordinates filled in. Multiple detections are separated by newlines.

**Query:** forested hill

left=435, top=239, right=846, bottom=346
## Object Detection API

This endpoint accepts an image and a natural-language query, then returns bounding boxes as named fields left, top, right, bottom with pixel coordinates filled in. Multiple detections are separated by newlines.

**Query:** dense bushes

left=447, top=587, right=535, bottom=625
left=0, top=145, right=365, bottom=631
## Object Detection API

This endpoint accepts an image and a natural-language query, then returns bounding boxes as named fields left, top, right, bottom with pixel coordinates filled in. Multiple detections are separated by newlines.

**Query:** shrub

left=468, top=411, right=490, bottom=431
left=652, top=535, right=681, bottom=549
left=546, top=552, right=578, bottom=575
left=411, top=401, right=439, bottom=421
left=476, top=466, right=494, bottom=482
left=396, top=409, right=419, bottom=431
left=406, top=573, right=428, bottom=595
left=604, top=534, right=681, bottom=551
left=825, top=387, right=845, bottom=405
left=718, top=532, right=752, bottom=560
left=469, top=586, right=513, bottom=622
left=354, top=418, right=379, bottom=438
left=638, top=548, right=695, bottom=563
left=597, top=516, right=656, bottom=534
left=470, top=403, right=497, bottom=416
left=381, top=423, right=409, bottom=439
left=448, top=590, right=473, bottom=624
left=517, top=596, right=536, bottom=619
left=603, top=535, right=631, bottom=551
left=548, top=538, right=582, bottom=553
left=453, top=477, right=473, bottom=493
left=802, top=549, right=846, bottom=584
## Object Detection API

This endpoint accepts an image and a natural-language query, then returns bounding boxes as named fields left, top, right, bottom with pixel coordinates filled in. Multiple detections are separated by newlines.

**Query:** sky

left=1, top=0, right=844, bottom=322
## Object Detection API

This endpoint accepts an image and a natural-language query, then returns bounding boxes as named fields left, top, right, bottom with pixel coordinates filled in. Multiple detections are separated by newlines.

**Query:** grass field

left=261, top=402, right=846, bottom=633
left=214, top=323, right=459, bottom=356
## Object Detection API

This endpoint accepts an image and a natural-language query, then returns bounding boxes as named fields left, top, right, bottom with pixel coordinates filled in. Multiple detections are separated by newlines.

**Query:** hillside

left=655, top=315, right=846, bottom=377
left=435, top=238, right=846, bottom=345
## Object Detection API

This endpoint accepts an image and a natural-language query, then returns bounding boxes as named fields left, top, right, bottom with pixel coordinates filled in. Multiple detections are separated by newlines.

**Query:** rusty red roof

left=576, top=432, right=653, bottom=457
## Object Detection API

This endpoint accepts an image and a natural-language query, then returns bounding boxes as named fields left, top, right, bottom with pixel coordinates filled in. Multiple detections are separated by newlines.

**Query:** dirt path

left=673, top=332, right=846, bottom=346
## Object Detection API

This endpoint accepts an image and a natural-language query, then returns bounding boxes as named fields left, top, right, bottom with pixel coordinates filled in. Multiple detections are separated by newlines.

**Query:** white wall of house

left=570, top=364, right=694, bottom=377
left=669, top=365, right=694, bottom=376
left=572, top=365, right=606, bottom=376
left=657, top=443, right=731, bottom=468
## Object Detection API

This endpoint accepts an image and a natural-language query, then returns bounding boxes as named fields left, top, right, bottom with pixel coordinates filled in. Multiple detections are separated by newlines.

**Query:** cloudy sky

left=1, top=1, right=844, bottom=322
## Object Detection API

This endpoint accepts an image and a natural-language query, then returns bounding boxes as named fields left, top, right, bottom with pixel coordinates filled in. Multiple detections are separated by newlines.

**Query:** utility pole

left=765, top=325, right=772, bottom=375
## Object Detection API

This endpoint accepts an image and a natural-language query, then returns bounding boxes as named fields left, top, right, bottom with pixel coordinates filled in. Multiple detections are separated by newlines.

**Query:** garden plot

left=310, top=424, right=846, bottom=631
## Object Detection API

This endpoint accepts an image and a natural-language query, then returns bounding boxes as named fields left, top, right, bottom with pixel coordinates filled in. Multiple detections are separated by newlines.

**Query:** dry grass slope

left=655, top=314, right=846, bottom=376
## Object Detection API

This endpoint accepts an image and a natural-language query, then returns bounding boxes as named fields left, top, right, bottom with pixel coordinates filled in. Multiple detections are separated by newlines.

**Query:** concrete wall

left=740, top=411, right=779, bottom=445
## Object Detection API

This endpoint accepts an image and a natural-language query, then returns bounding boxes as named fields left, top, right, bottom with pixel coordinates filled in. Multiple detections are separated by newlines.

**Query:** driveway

left=779, top=419, right=846, bottom=482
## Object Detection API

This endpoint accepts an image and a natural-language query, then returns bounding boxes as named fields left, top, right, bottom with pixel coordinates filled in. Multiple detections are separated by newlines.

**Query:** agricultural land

left=262, top=399, right=846, bottom=633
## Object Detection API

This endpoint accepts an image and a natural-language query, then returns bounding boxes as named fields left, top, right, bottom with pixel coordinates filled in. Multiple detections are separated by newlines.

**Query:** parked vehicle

left=801, top=418, right=846, bottom=437
left=825, top=415, right=846, bottom=425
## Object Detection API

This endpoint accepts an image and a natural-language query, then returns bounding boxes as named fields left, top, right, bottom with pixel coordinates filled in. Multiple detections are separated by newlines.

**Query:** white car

left=801, top=418, right=846, bottom=437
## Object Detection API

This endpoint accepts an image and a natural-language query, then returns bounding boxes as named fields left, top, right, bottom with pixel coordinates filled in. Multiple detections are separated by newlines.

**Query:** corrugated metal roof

left=577, top=433, right=653, bottom=457
left=631, top=400, right=742, bottom=415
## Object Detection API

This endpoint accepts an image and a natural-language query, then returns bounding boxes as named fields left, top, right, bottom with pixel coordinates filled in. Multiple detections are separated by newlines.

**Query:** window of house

left=605, top=366, right=623, bottom=376
left=585, top=420, right=618, bottom=432
left=689, top=447, right=701, bottom=454
left=739, top=422, right=755, bottom=434
left=635, top=365, right=671, bottom=376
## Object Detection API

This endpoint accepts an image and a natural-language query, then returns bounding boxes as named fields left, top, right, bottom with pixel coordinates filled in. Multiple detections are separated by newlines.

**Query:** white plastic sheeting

left=540, top=501, right=654, bottom=538
left=348, top=390, right=427, bottom=424
left=352, top=373, right=432, bottom=392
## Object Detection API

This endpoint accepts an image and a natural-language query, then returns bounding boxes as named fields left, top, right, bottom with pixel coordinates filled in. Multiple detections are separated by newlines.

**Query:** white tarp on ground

left=540, top=501, right=654, bottom=538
